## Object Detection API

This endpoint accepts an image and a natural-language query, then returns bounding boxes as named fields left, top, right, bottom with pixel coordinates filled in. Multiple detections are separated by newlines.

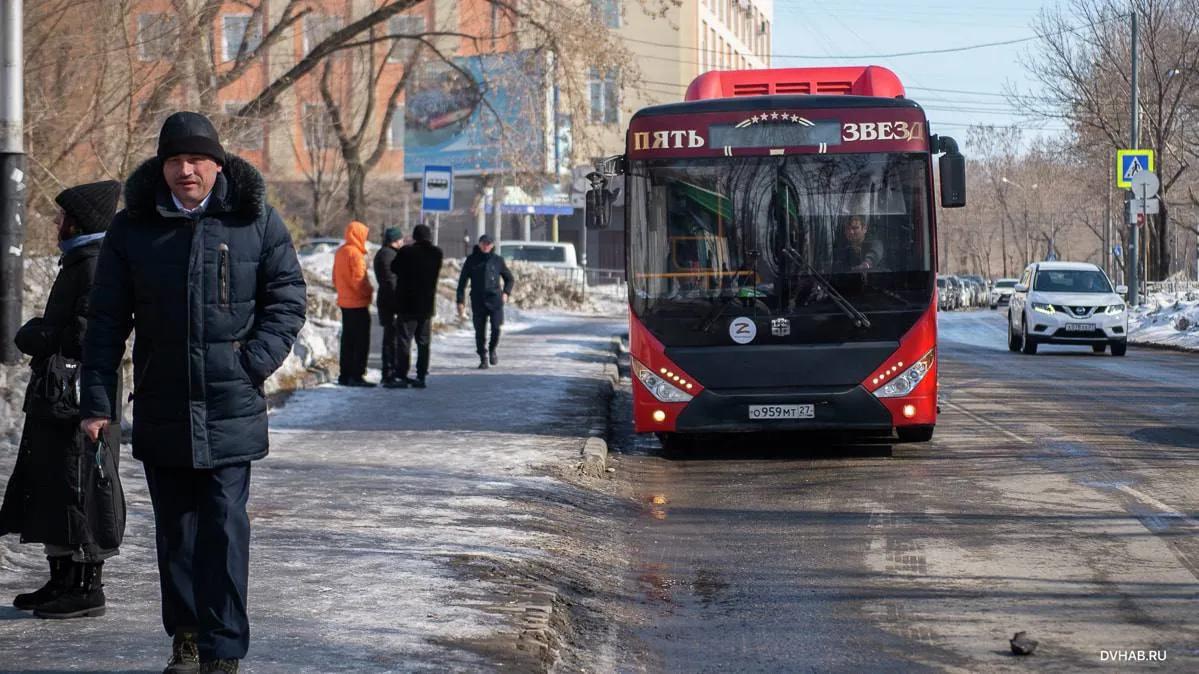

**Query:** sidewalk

left=0, top=310, right=625, bottom=672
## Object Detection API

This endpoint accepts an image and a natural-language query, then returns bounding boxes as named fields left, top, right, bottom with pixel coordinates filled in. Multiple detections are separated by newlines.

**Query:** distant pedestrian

left=333, top=220, right=375, bottom=387
left=79, top=111, right=307, bottom=673
left=374, top=227, right=404, bottom=386
left=1, top=180, right=125, bottom=620
left=390, top=224, right=443, bottom=388
left=456, top=234, right=514, bottom=369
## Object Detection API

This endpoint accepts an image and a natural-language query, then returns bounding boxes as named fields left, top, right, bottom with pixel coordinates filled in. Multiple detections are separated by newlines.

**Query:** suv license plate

left=749, top=404, right=814, bottom=420
left=1065, top=323, right=1096, bottom=332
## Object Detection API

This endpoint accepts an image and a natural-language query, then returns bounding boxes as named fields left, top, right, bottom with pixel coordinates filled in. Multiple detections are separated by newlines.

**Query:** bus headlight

left=633, top=359, right=694, bottom=403
left=874, top=349, right=935, bottom=398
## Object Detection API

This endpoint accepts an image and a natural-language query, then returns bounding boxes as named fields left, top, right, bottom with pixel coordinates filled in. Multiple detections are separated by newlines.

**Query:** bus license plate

left=749, top=404, right=814, bottom=420
left=1065, top=323, right=1096, bottom=332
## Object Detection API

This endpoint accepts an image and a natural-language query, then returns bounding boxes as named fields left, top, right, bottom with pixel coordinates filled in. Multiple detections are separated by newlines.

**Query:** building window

left=223, top=103, right=263, bottom=151
left=591, top=0, right=620, bottom=29
left=137, top=13, right=178, bottom=61
left=387, top=15, right=426, bottom=62
left=304, top=15, right=342, bottom=54
left=588, top=68, right=618, bottom=124
left=302, top=103, right=337, bottom=149
left=701, top=26, right=708, bottom=71
left=222, top=15, right=262, bottom=62
left=387, top=105, right=405, bottom=148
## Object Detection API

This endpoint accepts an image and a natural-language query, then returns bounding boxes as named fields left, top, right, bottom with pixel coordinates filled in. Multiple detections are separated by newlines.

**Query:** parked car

left=497, top=240, right=582, bottom=282
left=937, top=275, right=960, bottom=311
left=961, top=275, right=988, bottom=307
left=1007, top=261, right=1128, bottom=356
left=990, top=278, right=1018, bottom=309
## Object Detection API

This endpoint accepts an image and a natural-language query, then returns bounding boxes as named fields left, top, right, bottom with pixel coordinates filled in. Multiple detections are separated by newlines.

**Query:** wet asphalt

left=601, top=309, right=1199, bottom=672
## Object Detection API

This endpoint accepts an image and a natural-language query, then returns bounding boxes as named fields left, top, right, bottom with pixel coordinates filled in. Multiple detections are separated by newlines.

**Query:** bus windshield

left=627, top=153, right=933, bottom=338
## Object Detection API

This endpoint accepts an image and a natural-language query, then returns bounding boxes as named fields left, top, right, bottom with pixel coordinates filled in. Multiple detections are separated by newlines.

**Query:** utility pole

left=1128, top=9, right=1140, bottom=306
left=0, top=0, right=25, bottom=365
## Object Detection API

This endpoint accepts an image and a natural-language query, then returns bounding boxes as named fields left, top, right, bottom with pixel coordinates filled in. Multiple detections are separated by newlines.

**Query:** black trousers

left=144, top=463, right=252, bottom=662
left=397, top=316, right=432, bottom=380
left=339, top=307, right=371, bottom=382
left=471, top=303, right=503, bottom=356
left=379, top=311, right=401, bottom=381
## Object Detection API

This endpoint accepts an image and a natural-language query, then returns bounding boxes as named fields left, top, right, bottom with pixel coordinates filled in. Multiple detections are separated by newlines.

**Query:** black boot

left=478, top=355, right=489, bottom=369
left=34, top=561, right=106, bottom=619
left=489, top=349, right=498, bottom=366
left=164, top=630, right=201, bottom=673
left=13, top=555, right=74, bottom=610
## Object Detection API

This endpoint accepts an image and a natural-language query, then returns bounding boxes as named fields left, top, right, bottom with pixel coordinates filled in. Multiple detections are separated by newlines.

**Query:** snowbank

left=1128, top=290, right=1199, bottom=351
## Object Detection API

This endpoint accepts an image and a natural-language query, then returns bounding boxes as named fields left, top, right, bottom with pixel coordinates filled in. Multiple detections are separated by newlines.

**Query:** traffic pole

left=1128, top=9, right=1139, bottom=307
left=0, top=0, right=25, bottom=365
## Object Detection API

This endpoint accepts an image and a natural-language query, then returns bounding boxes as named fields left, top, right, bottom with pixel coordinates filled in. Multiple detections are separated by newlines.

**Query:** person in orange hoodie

left=332, top=220, right=375, bottom=387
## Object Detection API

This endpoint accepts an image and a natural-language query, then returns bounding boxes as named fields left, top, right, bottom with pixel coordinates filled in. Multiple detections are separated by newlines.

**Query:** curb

left=577, top=336, right=622, bottom=477
left=1128, top=338, right=1199, bottom=354
left=580, top=436, right=608, bottom=478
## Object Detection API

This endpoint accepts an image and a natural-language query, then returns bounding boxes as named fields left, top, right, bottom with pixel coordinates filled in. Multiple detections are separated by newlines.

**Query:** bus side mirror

left=586, top=187, right=612, bottom=230
left=939, top=152, right=966, bottom=208
left=932, top=134, right=966, bottom=208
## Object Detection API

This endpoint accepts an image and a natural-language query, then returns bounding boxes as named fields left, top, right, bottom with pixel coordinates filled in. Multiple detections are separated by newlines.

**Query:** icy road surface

left=0, top=311, right=624, bottom=672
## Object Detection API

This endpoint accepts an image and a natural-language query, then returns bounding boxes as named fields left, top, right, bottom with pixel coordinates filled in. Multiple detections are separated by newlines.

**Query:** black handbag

left=24, top=352, right=82, bottom=420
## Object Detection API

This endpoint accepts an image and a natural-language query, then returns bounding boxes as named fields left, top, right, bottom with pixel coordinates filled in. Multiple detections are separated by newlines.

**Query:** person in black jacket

left=389, top=224, right=443, bottom=388
left=456, top=234, right=514, bottom=369
left=0, top=181, right=125, bottom=620
left=79, top=112, right=306, bottom=674
left=374, top=227, right=404, bottom=386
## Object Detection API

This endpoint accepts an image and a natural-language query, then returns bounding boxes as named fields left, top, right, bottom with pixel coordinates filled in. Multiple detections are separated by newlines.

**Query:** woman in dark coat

left=0, top=181, right=125, bottom=619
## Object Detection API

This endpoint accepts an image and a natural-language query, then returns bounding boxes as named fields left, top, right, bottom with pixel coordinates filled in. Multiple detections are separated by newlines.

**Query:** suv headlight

left=1031, top=302, right=1055, bottom=314
left=1104, top=304, right=1125, bottom=315
left=874, top=349, right=935, bottom=398
left=632, top=359, right=694, bottom=403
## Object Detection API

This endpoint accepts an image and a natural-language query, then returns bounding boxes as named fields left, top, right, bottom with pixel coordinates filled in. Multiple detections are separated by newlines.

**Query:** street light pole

left=0, top=0, right=25, bottom=365
left=1128, top=9, right=1140, bottom=306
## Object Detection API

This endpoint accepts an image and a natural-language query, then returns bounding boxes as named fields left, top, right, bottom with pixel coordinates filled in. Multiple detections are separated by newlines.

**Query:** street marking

left=1117, top=485, right=1199, bottom=529
left=947, top=400, right=1199, bottom=531
left=943, top=400, right=1030, bottom=444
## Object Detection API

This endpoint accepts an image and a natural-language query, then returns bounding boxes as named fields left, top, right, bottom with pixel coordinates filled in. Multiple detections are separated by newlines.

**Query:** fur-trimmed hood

left=123, top=153, right=266, bottom=221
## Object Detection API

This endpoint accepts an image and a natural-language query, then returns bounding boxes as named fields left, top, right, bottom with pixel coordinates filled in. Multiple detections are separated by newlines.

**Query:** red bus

left=586, top=66, right=965, bottom=445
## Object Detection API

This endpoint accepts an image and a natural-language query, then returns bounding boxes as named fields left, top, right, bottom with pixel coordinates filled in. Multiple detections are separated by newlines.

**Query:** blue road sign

left=1116, top=149, right=1154, bottom=188
left=422, top=165, right=453, bottom=212
left=1113, top=244, right=1123, bottom=258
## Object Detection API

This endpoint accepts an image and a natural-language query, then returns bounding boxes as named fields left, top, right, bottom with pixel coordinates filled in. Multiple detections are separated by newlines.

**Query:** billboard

left=403, top=51, right=553, bottom=179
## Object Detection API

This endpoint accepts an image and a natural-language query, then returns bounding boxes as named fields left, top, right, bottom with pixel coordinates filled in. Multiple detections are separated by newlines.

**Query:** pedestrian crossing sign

left=1116, top=149, right=1154, bottom=188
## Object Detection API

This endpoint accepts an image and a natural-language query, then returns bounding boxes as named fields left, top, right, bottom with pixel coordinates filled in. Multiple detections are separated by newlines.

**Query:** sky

left=770, top=0, right=1073, bottom=144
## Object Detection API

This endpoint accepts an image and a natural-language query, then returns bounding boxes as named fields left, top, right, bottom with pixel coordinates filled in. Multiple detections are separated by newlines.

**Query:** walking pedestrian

left=333, top=220, right=374, bottom=387
left=374, top=227, right=404, bottom=386
left=79, top=111, right=307, bottom=673
left=390, top=224, right=443, bottom=388
left=456, top=234, right=514, bottom=369
left=1, top=181, right=126, bottom=620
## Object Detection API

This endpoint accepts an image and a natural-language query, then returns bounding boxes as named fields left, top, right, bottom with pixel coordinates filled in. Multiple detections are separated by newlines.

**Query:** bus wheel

left=897, top=425, right=935, bottom=443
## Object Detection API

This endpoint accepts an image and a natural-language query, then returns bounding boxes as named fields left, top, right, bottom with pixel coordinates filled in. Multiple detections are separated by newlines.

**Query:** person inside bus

left=833, top=214, right=885, bottom=272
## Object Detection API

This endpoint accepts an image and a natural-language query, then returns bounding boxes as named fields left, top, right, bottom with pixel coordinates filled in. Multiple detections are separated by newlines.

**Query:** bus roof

left=629, top=94, right=921, bottom=121
left=685, top=66, right=905, bottom=101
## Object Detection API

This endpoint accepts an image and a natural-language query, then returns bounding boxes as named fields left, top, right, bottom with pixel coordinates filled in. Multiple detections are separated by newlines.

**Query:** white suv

left=1008, top=262, right=1129, bottom=356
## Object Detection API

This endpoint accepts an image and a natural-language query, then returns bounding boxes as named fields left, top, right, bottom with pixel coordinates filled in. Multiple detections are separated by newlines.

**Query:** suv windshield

left=1033, top=269, right=1112, bottom=293
left=500, top=245, right=567, bottom=263
left=995, top=280, right=1016, bottom=289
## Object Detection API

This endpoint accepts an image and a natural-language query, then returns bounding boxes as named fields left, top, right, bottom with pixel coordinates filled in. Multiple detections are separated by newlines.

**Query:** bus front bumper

left=655, top=386, right=896, bottom=434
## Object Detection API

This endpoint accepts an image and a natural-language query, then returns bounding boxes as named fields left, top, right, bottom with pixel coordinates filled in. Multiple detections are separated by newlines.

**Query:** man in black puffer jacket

left=390, top=224, right=443, bottom=387
left=80, top=112, right=306, bottom=674
left=456, top=234, right=514, bottom=369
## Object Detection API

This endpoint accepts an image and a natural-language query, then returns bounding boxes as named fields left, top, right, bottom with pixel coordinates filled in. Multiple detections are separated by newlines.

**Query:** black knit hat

left=55, top=180, right=122, bottom=234
left=412, top=224, right=432, bottom=242
left=157, top=111, right=225, bottom=165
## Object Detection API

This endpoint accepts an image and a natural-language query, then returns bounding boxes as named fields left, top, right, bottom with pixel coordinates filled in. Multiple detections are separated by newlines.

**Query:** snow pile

left=1128, top=290, right=1199, bottom=351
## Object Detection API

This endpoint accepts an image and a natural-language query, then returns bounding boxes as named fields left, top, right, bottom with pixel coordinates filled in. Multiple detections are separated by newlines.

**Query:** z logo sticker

left=729, top=317, right=757, bottom=345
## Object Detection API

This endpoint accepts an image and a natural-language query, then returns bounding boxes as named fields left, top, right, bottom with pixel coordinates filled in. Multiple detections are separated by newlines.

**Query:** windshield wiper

left=782, top=246, right=872, bottom=328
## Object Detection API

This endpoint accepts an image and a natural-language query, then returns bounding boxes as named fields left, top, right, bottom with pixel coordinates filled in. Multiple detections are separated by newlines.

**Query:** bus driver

left=834, top=214, right=885, bottom=272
